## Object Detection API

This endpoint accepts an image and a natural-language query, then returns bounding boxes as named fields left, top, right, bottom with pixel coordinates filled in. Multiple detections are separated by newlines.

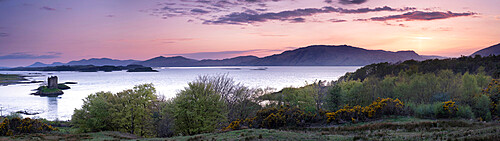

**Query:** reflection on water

left=0, top=66, right=360, bottom=120
left=47, top=97, right=58, bottom=120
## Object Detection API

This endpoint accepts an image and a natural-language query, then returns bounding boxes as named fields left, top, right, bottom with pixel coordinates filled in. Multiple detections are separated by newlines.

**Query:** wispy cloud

left=40, top=6, right=56, bottom=11
left=329, top=19, right=347, bottom=23
left=109, top=38, right=196, bottom=44
left=249, top=33, right=288, bottom=37
left=358, top=11, right=476, bottom=22
left=0, top=32, right=7, bottom=37
left=203, top=6, right=415, bottom=25
left=325, top=0, right=368, bottom=5
left=0, top=52, right=62, bottom=60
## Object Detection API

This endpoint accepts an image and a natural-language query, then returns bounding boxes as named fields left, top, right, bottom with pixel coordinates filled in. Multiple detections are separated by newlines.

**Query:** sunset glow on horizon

left=0, top=0, right=499, bottom=67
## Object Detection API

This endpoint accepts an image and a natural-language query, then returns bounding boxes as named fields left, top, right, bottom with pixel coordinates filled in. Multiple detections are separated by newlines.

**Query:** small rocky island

left=34, top=76, right=71, bottom=96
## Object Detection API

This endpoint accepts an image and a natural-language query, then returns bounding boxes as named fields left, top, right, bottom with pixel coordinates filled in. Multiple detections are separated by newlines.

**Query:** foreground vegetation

left=1, top=55, right=499, bottom=140
left=2, top=117, right=499, bottom=140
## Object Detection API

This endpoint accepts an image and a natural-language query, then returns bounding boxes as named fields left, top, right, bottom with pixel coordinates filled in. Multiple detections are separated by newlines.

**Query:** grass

left=39, top=86, right=63, bottom=93
left=0, top=74, right=25, bottom=84
left=149, top=129, right=342, bottom=141
left=1, top=117, right=499, bottom=140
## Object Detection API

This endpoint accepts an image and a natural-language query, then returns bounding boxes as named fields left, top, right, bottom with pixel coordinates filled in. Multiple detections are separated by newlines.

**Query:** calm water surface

left=0, top=66, right=359, bottom=120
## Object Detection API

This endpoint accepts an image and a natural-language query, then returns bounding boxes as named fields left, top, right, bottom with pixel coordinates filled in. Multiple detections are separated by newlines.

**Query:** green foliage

left=259, top=87, right=316, bottom=112
left=0, top=118, right=57, bottom=136
left=5, top=112, right=22, bottom=120
left=456, top=105, right=474, bottom=119
left=411, top=102, right=439, bottom=119
left=338, top=80, right=368, bottom=106
left=72, top=91, right=114, bottom=132
left=435, top=100, right=458, bottom=119
left=411, top=101, right=474, bottom=119
left=172, top=82, right=226, bottom=135
left=38, top=86, right=63, bottom=93
left=195, top=74, right=263, bottom=122
left=225, top=105, right=322, bottom=130
left=326, top=98, right=406, bottom=124
left=71, top=84, right=160, bottom=137
left=473, top=95, right=492, bottom=121
left=482, top=79, right=500, bottom=118
left=325, top=85, right=341, bottom=111
left=343, top=55, right=500, bottom=81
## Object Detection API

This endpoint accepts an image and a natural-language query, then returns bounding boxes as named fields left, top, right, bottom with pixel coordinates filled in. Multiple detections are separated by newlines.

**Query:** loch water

left=0, top=66, right=360, bottom=120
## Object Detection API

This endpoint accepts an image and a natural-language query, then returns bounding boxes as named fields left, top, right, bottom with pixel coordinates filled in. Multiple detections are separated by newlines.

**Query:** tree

left=71, top=91, right=114, bottom=132
left=113, top=84, right=157, bottom=136
left=72, top=84, right=159, bottom=137
left=172, top=82, right=226, bottom=135
left=325, top=85, right=341, bottom=111
left=194, top=74, right=261, bottom=121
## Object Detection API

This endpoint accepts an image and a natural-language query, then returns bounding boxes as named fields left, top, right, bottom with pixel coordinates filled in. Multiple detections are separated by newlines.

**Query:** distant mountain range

left=28, top=58, right=139, bottom=67
left=30, top=44, right=499, bottom=67
left=132, top=45, right=429, bottom=67
left=471, top=43, right=500, bottom=56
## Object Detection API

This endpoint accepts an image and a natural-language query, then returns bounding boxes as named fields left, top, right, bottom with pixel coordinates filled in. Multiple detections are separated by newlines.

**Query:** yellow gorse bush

left=0, top=117, right=57, bottom=136
left=442, top=100, right=457, bottom=112
left=223, top=105, right=326, bottom=130
left=326, top=98, right=405, bottom=123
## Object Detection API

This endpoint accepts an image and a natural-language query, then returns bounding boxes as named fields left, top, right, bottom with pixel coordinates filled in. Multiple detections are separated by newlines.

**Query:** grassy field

left=1, top=117, right=499, bottom=140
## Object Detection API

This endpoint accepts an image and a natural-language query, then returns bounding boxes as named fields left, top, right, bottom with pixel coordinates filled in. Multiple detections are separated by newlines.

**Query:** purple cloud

left=325, top=0, right=368, bottom=5
left=363, top=11, right=477, bottom=21
left=40, top=6, right=56, bottom=11
left=203, top=6, right=415, bottom=25
left=191, top=8, right=210, bottom=14
left=329, top=19, right=347, bottom=23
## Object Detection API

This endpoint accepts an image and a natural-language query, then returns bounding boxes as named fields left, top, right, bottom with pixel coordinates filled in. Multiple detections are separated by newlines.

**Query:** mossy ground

left=1, top=117, right=498, bottom=141
left=38, top=86, right=63, bottom=93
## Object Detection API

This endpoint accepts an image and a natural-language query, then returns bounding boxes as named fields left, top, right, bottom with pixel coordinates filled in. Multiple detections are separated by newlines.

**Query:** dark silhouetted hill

left=66, top=58, right=139, bottom=66
left=132, top=56, right=198, bottom=67
left=245, top=45, right=424, bottom=66
left=195, top=56, right=259, bottom=66
left=27, top=62, right=64, bottom=67
left=471, top=43, right=500, bottom=56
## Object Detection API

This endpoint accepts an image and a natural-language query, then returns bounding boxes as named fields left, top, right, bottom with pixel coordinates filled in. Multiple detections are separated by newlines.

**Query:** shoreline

left=0, top=74, right=43, bottom=86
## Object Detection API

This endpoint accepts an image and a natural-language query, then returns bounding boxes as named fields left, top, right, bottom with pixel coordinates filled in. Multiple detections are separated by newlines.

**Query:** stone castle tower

left=48, top=76, right=58, bottom=89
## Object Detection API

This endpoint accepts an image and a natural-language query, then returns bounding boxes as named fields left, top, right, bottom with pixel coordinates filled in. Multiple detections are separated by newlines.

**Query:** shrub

left=326, top=98, right=406, bottom=124
left=254, top=105, right=315, bottom=128
left=473, top=95, right=492, bottom=121
left=5, top=112, right=22, bottom=119
left=435, top=100, right=458, bottom=118
left=413, top=103, right=438, bottom=119
left=224, top=105, right=320, bottom=130
left=456, top=105, right=474, bottom=119
left=482, top=79, right=499, bottom=119
left=172, top=82, right=226, bottom=135
left=0, top=118, right=57, bottom=136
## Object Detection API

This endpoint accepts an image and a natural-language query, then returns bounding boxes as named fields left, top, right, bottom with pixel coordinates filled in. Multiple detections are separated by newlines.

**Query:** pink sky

left=0, top=0, right=499, bottom=67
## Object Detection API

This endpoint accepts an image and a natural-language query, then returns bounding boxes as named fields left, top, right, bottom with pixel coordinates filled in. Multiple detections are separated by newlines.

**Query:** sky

left=0, top=0, right=499, bottom=67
